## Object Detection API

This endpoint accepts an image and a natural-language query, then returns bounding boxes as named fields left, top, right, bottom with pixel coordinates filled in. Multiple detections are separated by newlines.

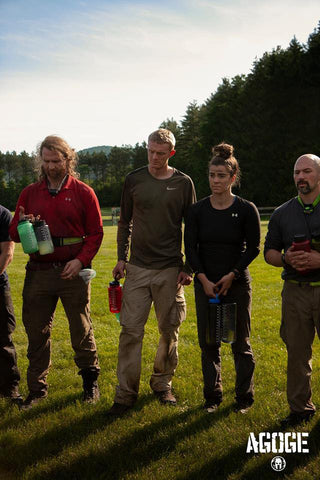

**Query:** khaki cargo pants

left=114, top=264, right=186, bottom=406
left=281, top=281, right=320, bottom=414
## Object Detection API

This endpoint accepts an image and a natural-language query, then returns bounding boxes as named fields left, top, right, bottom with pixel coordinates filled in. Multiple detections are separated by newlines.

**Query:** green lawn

left=1, top=221, right=320, bottom=479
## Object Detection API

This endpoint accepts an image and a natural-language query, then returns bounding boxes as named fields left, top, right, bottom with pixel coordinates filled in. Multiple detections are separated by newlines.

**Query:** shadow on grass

left=0, top=392, right=81, bottom=431
left=1, top=396, right=233, bottom=479
left=230, top=416, right=320, bottom=480
left=178, top=418, right=320, bottom=480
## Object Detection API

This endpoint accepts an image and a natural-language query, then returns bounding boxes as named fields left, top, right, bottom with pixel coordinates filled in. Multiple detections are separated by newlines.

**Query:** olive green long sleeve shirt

left=117, top=166, right=196, bottom=271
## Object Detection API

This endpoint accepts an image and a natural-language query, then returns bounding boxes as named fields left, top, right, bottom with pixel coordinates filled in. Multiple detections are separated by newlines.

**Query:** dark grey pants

left=194, top=279, right=255, bottom=405
left=0, top=286, right=20, bottom=391
left=22, top=268, right=99, bottom=395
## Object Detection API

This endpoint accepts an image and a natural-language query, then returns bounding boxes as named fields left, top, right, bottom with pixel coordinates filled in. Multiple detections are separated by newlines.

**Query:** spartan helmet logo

left=271, top=456, right=286, bottom=471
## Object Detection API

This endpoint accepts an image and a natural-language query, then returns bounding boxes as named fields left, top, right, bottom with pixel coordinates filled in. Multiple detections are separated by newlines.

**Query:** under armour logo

left=65, top=197, right=72, bottom=202
left=232, top=213, right=238, bottom=217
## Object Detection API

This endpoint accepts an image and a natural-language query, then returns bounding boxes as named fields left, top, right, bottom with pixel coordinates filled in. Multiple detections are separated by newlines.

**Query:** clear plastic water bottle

left=206, top=296, right=221, bottom=345
left=108, top=280, right=122, bottom=322
left=17, top=220, right=39, bottom=254
left=33, top=220, right=54, bottom=255
left=207, top=295, right=237, bottom=344
left=221, top=303, right=237, bottom=344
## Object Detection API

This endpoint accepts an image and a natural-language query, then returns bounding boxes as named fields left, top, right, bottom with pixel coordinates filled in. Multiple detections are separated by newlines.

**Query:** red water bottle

left=108, top=280, right=122, bottom=321
left=292, top=234, right=311, bottom=274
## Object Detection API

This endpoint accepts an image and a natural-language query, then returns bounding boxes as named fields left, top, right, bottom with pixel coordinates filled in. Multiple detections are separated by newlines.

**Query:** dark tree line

left=0, top=144, right=147, bottom=210
left=1, top=22, right=320, bottom=209
left=167, top=23, right=320, bottom=205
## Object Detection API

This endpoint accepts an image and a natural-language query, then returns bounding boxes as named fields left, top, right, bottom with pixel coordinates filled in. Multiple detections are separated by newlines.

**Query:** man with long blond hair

left=10, top=135, right=103, bottom=409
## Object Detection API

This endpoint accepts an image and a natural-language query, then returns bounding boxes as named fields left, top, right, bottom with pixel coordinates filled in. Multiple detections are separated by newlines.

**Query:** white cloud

left=0, top=0, right=319, bottom=153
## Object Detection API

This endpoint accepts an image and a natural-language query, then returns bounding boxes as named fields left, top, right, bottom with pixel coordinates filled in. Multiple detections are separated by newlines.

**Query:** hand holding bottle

left=285, top=235, right=311, bottom=273
left=197, top=273, right=217, bottom=298
left=18, top=205, right=39, bottom=223
left=112, top=260, right=126, bottom=280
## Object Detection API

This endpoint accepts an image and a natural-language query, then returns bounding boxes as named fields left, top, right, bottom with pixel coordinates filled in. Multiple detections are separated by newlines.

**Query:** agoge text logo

left=246, top=432, right=309, bottom=454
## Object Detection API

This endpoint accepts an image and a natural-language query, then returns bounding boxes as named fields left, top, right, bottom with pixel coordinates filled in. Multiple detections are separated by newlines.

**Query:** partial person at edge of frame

left=0, top=204, right=22, bottom=406
left=9, top=135, right=103, bottom=410
left=184, top=142, right=260, bottom=414
left=107, top=128, right=196, bottom=416
left=264, top=153, right=320, bottom=428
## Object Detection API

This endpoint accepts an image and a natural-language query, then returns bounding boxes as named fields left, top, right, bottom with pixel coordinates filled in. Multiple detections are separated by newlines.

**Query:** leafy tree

left=132, top=142, right=147, bottom=170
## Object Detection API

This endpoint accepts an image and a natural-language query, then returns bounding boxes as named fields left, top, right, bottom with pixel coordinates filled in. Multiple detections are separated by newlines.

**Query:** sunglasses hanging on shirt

left=47, top=175, right=68, bottom=196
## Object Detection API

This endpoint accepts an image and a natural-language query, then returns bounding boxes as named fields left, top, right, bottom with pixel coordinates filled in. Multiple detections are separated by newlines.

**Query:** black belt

left=287, top=279, right=320, bottom=287
left=27, top=261, right=67, bottom=271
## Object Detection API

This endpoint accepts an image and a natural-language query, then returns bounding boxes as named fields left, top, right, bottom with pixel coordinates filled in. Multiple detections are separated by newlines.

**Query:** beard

left=297, top=182, right=311, bottom=194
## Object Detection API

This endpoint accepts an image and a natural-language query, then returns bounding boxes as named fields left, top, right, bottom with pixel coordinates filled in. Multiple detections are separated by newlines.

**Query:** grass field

left=1, top=218, right=320, bottom=480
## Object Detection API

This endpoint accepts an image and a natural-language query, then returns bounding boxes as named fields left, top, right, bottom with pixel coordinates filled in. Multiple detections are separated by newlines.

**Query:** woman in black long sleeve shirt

left=185, top=143, right=260, bottom=413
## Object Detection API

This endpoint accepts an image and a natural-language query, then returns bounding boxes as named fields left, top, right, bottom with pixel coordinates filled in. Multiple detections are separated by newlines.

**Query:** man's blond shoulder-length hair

left=35, top=135, right=79, bottom=180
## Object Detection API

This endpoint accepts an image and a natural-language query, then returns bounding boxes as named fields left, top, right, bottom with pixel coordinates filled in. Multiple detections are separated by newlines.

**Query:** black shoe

left=83, top=382, right=100, bottom=403
left=154, top=389, right=177, bottom=405
left=280, top=411, right=315, bottom=428
left=21, top=392, right=47, bottom=410
left=204, top=402, right=219, bottom=413
left=107, top=402, right=132, bottom=416
left=0, top=386, right=23, bottom=406
left=234, top=402, right=253, bottom=414
left=80, top=368, right=100, bottom=404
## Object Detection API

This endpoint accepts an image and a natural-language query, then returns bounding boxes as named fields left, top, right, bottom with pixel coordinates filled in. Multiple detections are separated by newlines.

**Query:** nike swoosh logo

left=167, top=187, right=177, bottom=190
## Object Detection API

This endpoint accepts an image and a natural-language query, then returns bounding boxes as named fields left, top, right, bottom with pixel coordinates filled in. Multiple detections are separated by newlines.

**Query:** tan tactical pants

left=281, top=281, right=320, bottom=414
left=114, top=264, right=186, bottom=406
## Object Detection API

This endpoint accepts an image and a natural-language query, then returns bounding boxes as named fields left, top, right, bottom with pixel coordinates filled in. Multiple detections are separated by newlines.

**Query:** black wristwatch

left=231, top=269, right=240, bottom=280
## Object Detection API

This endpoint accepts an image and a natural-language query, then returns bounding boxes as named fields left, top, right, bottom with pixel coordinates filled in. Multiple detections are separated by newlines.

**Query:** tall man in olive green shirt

left=108, top=129, right=196, bottom=415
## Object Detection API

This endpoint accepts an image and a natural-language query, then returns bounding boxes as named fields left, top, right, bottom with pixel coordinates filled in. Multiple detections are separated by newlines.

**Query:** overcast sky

left=1, top=0, right=319, bottom=154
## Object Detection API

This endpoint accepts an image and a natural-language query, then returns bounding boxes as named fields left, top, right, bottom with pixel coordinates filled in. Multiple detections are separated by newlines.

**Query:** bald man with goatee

left=264, top=154, right=320, bottom=428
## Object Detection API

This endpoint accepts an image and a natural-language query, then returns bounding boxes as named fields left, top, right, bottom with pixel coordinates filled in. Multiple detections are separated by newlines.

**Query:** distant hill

left=78, top=145, right=113, bottom=155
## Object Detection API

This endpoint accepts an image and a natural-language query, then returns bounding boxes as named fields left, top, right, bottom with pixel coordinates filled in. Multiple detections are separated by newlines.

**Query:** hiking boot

left=79, top=368, right=100, bottom=404
left=0, top=385, right=23, bottom=406
left=204, top=401, right=220, bottom=413
left=83, top=382, right=100, bottom=403
left=154, top=389, right=177, bottom=405
left=106, top=402, right=132, bottom=416
left=234, top=401, right=253, bottom=414
left=280, top=411, right=315, bottom=429
left=20, top=392, right=47, bottom=410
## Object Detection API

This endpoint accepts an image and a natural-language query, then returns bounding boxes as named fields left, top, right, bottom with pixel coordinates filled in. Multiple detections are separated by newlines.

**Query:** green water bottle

left=17, top=220, right=39, bottom=254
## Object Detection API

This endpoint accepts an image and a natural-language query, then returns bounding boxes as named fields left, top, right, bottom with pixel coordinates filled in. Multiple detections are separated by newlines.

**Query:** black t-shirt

left=0, top=205, right=12, bottom=288
left=184, top=196, right=260, bottom=283
left=264, top=197, right=320, bottom=282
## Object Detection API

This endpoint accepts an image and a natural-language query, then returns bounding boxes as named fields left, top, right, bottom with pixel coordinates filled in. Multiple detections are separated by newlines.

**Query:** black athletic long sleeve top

left=184, top=196, right=260, bottom=283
